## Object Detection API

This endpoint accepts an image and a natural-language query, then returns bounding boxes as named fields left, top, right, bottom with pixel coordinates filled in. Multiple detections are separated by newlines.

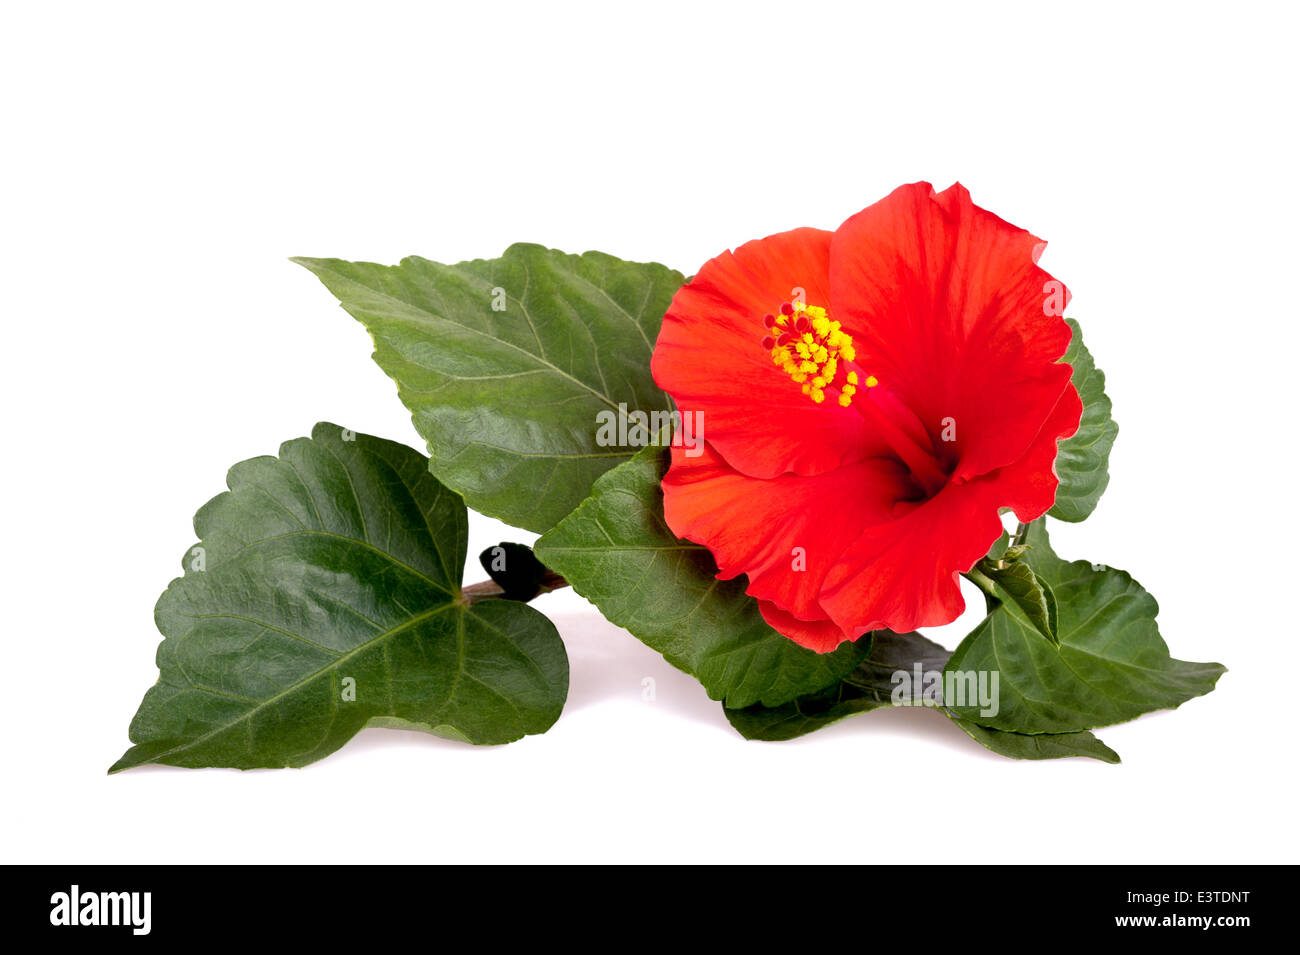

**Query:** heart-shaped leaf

left=294, top=245, right=684, bottom=533
left=945, top=521, right=1224, bottom=734
left=1051, top=318, right=1118, bottom=522
left=534, top=442, right=869, bottom=709
left=111, top=423, right=568, bottom=772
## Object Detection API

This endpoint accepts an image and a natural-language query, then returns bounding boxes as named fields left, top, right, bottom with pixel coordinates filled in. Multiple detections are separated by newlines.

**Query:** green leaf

left=950, top=718, right=1121, bottom=763
left=534, top=442, right=869, bottom=709
left=723, top=631, right=946, bottom=741
left=945, top=521, right=1224, bottom=735
left=111, top=423, right=568, bottom=772
left=294, top=245, right=684, bottom=533
left=1050, top=318, right=1118, bottom=522
left=969, top=552, right=1059, bottom=645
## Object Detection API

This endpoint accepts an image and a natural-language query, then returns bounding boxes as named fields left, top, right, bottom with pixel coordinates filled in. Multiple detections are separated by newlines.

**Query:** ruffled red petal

left=814, top=482, right=1004, bottom=636
left=829, top=182, right=1075, bottom=482
left=651, top=227, right=888, bottom=479
left=989, top=377, right=1084, bottom=522
left=757, top=601, right=862, bottom=653
left=816, top=376, right=1084, bottom=638
left=661, top=441, right=912, bottom=620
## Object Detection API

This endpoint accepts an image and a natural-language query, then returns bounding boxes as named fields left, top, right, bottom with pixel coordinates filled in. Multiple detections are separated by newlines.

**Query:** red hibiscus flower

left=650, top=182, right=1082, bottom=652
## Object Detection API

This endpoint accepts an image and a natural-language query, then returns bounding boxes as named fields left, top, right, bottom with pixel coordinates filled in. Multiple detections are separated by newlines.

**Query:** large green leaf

left=945, top=521, right=1224, bottom=734
left=725, top=630, right=1121, bottom=762
left=534, top=443, right=869, bottom=709
left=294, top=245, right=684, bottom=533
left=111, top=423, right=568, bottom=772
left=1051, top=318, right=1118, bottom=522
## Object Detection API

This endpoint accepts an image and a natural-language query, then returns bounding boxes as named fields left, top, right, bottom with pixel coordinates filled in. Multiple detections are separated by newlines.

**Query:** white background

left=3, top=1, right=1296, bottom=864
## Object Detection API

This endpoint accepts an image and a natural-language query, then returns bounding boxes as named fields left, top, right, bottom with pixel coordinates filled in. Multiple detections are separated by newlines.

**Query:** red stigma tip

left=779, top=302, right=794, bottom=316
left=761, top=336, right=775, bottom=350
left=763, top=313, right=776, bottom=327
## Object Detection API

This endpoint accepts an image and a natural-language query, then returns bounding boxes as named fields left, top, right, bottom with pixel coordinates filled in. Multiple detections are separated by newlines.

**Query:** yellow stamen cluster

left=765, top=302, right=867, bottom=406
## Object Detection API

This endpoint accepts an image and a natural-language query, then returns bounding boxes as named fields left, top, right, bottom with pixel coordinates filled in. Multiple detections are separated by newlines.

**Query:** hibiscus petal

left=816, top=374, right=1085, bottom=637
left=652, top=227, right=885, bottom=479
left=757, top=600, right=861, bottom=653
left=980, top=377, right=1084, bottom=522
left=829, top=182, right=1075, bottom=483
left=816, top=483, right=1003, bottom=636
left=662, top=441, right=912, bottom=621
